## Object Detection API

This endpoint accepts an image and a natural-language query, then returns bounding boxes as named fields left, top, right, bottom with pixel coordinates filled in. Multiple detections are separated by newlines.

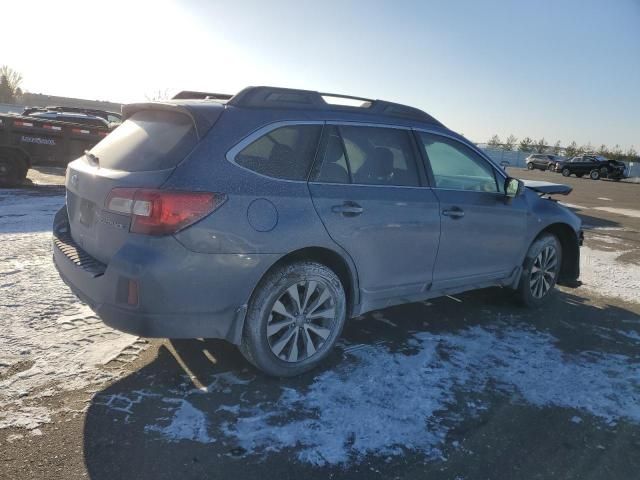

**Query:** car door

left=416, top=131, right=528, bottom=291
left=533, top=155, right=544, bottom=168
left=575, top=157, right=592, bottom=174
left=308, top=124, right=441, bottom=309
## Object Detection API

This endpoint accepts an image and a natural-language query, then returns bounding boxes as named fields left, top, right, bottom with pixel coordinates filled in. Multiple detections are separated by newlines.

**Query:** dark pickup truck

left=0, top=112, right=110, bottom=185
left=556, top=155, right=629, bottom=181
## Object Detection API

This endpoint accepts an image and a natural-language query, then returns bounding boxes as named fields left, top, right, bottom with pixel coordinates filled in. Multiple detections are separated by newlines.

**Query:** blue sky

left=4, top=0, right=639, bottom=148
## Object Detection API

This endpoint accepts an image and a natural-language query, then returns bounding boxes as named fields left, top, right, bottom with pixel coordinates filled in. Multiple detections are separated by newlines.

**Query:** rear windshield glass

left=89, top=110, right=197, bottom=171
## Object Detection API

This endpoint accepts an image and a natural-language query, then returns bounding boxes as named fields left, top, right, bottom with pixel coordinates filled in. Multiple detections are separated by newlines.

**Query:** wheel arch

left=0, top=145, right=31, bottom=168
left=251, top=246, right=359, bottom=319
left=534, top=222, right=581, bottom=286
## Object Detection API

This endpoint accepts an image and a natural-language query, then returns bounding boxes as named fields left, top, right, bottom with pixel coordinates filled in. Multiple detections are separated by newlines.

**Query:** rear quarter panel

left=165, top=108, right=346, bottom=257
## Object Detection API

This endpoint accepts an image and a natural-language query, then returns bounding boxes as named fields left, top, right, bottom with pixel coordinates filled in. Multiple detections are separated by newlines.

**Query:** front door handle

left=332, top=202, right=364, bottom=216
left=442, top=207, right=465, bottom=219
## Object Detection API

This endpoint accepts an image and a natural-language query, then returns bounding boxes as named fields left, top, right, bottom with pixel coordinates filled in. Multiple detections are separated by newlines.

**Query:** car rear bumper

left=52, top=207, right=278, bottom=344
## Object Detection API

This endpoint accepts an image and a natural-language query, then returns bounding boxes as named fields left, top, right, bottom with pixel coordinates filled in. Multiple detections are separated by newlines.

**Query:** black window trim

left=226, top=120, right=325, bottom=183
left=309, top=121, right=429, bottom=188
left=414, top=128, right=507, bottom=195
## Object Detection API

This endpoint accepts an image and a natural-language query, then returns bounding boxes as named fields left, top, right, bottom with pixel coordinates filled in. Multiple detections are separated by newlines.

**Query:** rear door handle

left=442, top=207, right=464, bottom=218
left=332, top=202, right=364, bottom=216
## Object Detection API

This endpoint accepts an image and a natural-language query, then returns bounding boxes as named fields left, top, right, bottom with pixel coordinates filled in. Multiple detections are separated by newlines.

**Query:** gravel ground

left=0, top=167, right=638, bottom=479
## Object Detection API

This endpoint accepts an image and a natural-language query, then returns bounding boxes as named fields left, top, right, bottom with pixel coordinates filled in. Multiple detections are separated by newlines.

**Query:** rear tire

left=517, top=233, right=562, bottom=308
left=562, top=168, right=571, bottom=177
left=590, top=169, right=600, bottom=180
left=240, top=261, right=347, bottom=377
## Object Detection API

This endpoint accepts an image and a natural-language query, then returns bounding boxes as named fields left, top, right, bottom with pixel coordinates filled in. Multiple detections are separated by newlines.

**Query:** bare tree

left=534, top=138, right=547, bottom=153
left=552, top=140, right=562, bottom=155
left=0, top=65, right=22, bottom=92
left=504, top=134, right=518, bottom=151
left=580, top=142, right=593, bottom=155
left=488, top=134, right=501, bottom=149
left=518, top=137, right=534, bottom=152
left=565, top=141, right=578, bottom=158
left=610, top=144, right=623, bottom=161
left=145, top=88, right=171, bottom=101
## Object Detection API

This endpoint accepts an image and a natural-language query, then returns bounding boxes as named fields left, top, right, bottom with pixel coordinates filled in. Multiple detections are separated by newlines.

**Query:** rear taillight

left=105, top=188, right=226, bottom=235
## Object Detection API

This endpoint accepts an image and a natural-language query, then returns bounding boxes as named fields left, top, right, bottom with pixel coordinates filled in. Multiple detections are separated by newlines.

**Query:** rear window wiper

left=84, top=150, right=100, bottom=167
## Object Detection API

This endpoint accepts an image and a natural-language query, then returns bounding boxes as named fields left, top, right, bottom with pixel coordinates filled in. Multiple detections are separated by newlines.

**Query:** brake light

left=105, top=188, right=226, bottom=235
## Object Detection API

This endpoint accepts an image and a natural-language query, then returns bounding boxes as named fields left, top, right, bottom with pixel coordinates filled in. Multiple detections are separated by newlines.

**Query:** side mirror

left=500, top=160, right=510, bottom=171
left=505, top=177, right=524, bottom=198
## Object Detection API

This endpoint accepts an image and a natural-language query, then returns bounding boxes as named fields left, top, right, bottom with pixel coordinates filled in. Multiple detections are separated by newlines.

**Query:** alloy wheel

left=266, top=280, right=337, bottom=363
left=529, top=245, right=558, bottom=299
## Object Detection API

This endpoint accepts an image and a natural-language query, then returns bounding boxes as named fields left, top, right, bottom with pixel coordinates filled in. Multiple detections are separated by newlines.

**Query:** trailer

left=0, top=113, right=110, bottom=185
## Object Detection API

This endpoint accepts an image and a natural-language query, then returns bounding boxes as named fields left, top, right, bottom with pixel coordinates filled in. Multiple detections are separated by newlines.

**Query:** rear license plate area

left=79, top=199, right=96, bottom=227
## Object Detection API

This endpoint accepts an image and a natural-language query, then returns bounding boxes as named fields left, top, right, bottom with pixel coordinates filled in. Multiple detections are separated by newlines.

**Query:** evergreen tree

left=0, top=65, right=22, bottom=103
left=0, top=75, right=13, bottom=103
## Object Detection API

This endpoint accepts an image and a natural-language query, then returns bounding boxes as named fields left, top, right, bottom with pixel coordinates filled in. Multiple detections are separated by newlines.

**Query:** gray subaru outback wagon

left=53, top=86, right=582, bottom=376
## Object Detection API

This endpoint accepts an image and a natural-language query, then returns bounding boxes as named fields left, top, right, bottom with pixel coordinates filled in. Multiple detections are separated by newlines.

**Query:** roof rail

left=172, top=90, right=234, bottom=101
left=227, top=86, right=442, bottom=126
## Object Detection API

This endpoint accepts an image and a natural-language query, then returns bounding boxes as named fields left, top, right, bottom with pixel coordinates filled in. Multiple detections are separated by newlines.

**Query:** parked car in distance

left=557, top=155, right=628, bottom=180
left=526, top=154, right=562, bottom=171
left=53, top=86, right=583, bottom=377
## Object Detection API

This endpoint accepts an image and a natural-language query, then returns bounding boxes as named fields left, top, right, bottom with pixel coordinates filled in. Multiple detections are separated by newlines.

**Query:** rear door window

left=235, top=125, right=322, bottom=181
left=314, top=125, right=420, bottom=187
left=90, top=110, right=198, bottom=172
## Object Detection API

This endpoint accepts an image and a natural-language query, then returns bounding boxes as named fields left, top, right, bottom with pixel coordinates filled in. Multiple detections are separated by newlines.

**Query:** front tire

left=518, top=234, right=562, bottom=308
left=562, top=168, right=571, bottom=177
left=527, top=163, right=534, bottom=170
left=590, top=169, right=600, bottom=180
left=240, top=261, right=347, bottom=377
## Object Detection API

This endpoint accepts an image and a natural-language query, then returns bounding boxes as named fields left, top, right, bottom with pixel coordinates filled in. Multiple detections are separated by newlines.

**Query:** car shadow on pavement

left=83, top=287, right=640, bottom=480
left=577, top=213, right=622, bottom=230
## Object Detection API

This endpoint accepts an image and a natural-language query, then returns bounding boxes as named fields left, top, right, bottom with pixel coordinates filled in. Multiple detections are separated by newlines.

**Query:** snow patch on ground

left=146, top=399, right=214, bottom=443
left=0, top=190, right=144, bottom=432
left=579, top=245, right=640, bottom=304
left=593, top=207, right=640, bottom=219
left=135, top=324, right=640, bottom=466
left=0, top=405, right=51, bottom=430
left=559, top=202, right=588, bottom=210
